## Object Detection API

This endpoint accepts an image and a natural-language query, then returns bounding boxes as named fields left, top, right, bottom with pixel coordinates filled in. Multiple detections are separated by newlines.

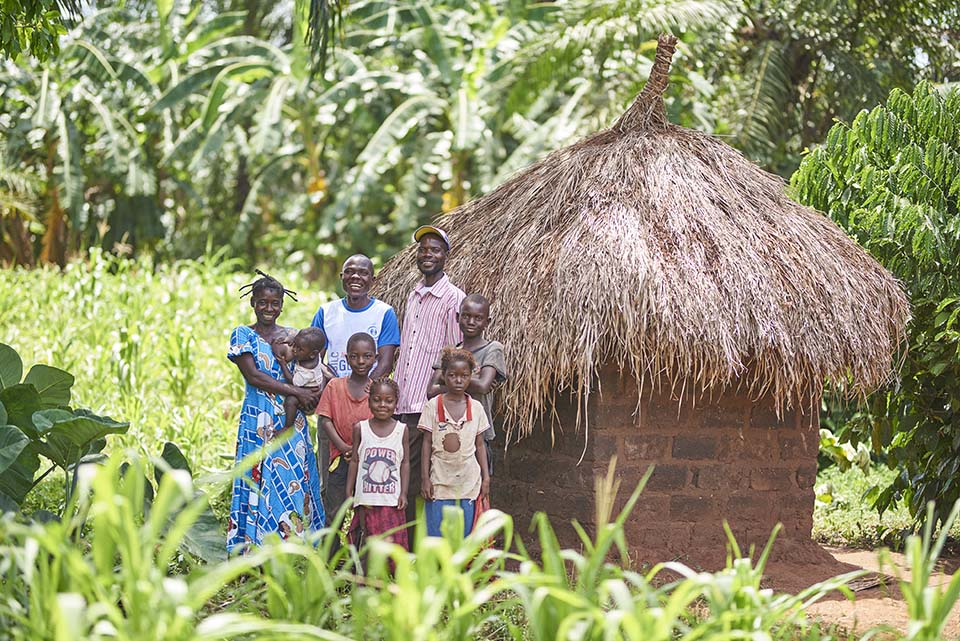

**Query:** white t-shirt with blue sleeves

left=311, top=298, right=400, bottom=377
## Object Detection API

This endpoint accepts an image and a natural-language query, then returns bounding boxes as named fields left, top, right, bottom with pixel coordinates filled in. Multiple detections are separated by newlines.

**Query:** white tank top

left=353, top=420, right=404, bottom=507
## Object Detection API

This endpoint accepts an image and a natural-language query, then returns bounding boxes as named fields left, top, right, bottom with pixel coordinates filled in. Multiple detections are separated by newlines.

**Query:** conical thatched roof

left=373, top=35, right=908, bottom=440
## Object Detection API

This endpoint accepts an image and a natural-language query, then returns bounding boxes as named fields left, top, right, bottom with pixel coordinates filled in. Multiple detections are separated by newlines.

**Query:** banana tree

left=0, top=8, right=159, bottom=265
left=0, top=135, right=40, bottom=267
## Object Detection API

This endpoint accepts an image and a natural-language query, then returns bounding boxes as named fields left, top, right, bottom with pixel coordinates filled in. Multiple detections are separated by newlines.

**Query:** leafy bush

left=0, top=342, right=128, bottom=514
left=792, top=81, right=960, bottom=528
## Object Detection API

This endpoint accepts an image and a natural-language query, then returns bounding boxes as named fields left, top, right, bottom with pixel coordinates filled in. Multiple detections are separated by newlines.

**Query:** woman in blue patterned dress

left=226, top=273, right=326, bottom=553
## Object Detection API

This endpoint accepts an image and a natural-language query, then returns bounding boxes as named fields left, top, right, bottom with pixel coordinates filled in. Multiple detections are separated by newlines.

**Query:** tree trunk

left=0, top=214, right=37, bottom=267
left=39, top=199, right=67, bottom=267
left=39, top=137, right=67, bottom=267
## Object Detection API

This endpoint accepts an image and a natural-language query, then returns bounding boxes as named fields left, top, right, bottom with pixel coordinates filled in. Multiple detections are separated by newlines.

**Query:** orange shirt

left=316, top=377, right=371, bottom=459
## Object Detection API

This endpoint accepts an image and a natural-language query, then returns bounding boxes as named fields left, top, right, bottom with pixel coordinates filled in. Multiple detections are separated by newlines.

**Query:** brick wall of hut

left=493, top=365, right=822, bottom=567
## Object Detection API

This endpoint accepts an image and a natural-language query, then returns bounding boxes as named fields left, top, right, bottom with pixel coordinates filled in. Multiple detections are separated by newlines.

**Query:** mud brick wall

left=495, top=365, right=820, bottom=568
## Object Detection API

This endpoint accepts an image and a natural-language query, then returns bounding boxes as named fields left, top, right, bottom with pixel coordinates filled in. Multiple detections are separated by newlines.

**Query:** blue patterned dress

left=226, top=326, right=325, bottom=553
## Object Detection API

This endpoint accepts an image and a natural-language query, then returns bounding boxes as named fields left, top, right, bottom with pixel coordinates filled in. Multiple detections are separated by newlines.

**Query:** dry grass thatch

left=372, top=35, right=909, bottom=442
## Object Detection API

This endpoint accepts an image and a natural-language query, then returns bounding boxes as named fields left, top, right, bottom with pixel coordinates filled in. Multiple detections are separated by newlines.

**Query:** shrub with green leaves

left=792, top=81, right=960, bottom=527
left=0, top=342, right=128, bottom=514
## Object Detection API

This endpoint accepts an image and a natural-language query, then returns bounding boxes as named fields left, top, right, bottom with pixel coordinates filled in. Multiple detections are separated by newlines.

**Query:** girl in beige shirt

left=419, top=347, right=490, bottom=537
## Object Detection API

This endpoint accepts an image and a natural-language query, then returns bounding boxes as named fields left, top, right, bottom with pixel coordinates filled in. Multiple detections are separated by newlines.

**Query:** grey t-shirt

left=432, top=340, right=507, bottom=440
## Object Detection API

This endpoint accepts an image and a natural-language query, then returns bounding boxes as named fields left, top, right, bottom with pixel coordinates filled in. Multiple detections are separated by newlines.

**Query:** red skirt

left=349, top=505, right=409, bottom=550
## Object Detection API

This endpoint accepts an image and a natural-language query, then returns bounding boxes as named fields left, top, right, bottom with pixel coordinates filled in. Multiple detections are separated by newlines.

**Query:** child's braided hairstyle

left=239, top=269, right=298, bottom=301
left=369, top=377, right=400, bottom=398
left=440, top=346, right=476, bottom=373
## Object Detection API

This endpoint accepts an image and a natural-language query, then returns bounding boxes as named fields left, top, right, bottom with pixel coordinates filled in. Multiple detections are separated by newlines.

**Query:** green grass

left=813, top=464, right=960, bottom=548
left=0, top=250, right=334, bottom=480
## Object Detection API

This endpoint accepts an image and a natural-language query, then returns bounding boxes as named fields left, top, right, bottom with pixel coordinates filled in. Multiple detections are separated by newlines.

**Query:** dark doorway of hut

left=373, top=34, right=907, bottom=594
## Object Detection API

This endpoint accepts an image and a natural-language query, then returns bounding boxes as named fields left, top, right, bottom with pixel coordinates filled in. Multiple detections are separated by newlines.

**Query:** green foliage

left=0, top=452, right=881, bottom=641
left=813, top=464, right=960, bottom=548
left=0, top=0, right=80, bottom=62
left=0, top=0, right=722, bottom=272
left=2, top=1, right=956, bottom=269
left=714, top=0, right=960, bottom=176
left=302, top=0, right=344, bottom=74
left=818, top=428, right=870, bottom=473
left=792, top=81, right=960, bottom=528
left=885, top=500, right=960, bottom=641
left=0, top=250, right=331, bottom=479
left=0, top=456, right=265, bottom=641
left=0, top=341, right=128, bottom=510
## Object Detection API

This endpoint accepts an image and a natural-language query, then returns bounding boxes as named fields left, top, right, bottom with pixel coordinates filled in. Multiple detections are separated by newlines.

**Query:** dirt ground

left=771, top=546, right=960, bottom=635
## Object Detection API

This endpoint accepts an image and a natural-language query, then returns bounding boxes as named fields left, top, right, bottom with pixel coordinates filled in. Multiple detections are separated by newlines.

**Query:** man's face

left=416, top=235, right=447, bottom=277
left=341, top=257, right=374, bottom=298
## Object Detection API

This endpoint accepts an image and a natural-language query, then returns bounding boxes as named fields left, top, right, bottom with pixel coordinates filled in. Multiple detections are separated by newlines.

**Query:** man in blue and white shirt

left=311, top=254, right=400, bottom=379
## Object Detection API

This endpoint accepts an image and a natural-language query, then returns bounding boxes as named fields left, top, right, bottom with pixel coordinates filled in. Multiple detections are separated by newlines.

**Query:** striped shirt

left=395, top=274, right=465, bottom=414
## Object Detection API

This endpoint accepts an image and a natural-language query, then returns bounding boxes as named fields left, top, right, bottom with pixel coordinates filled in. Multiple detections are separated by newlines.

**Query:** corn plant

left=0, top=251, right=330, bottom=476
left=687, top=522, right=861, bottom=641
left=0, top=456, right=260, bottom=641
left=5, top=450, right=958, bottom=641
left=883, top=500, right=960, bottom=641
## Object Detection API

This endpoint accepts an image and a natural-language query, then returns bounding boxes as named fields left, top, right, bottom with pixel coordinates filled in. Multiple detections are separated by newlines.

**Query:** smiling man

left=311, top=254, right=400, bottom=379
left=394, top=225, right=466, bottom=521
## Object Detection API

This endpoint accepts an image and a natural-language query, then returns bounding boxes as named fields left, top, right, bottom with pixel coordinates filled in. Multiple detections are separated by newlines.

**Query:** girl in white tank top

left=346, top=379, right=410, bottom=549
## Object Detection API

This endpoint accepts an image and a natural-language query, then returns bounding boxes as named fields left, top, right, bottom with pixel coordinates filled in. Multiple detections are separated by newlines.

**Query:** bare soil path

left=800, top=547, right=960, bottom=635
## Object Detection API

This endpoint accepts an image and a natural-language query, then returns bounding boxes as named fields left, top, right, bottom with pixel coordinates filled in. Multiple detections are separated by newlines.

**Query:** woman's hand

left=293, top=386, right=321, bottom=411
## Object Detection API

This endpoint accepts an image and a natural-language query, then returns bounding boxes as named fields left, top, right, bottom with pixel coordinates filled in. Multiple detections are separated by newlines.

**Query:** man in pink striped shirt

left=395, top=225, right=465, bottom=520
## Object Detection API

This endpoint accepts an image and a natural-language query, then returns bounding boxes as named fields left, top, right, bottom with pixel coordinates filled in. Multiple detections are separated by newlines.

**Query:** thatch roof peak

left=614, top=34, right=676, bottom=133
left=373, top=35, right=909, bottom=441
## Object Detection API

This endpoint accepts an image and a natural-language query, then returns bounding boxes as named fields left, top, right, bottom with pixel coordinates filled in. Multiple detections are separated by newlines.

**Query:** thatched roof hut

left=374, top=35, right=908, bottom=444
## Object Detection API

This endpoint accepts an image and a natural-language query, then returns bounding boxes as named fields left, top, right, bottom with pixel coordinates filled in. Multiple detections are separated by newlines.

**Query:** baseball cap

left=412, top=225, right=451, bottom=251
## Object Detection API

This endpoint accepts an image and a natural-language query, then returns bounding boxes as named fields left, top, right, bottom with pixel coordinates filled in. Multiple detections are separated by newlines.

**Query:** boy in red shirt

left=317, top=332, right=376, bottom=526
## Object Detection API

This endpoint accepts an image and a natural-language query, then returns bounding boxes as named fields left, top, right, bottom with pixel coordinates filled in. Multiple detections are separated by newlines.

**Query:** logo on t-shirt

left=360, top=446, right=399, bottom=495
left=367, top=325, right=380, bottom=338
left=328, top=350, right=350, bottom=375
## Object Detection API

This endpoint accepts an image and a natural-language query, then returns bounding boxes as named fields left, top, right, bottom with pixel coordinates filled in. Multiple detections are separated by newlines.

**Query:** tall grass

left=2, top=454, right=957, bottom=641
left=0, top=250, right=332, bottom=478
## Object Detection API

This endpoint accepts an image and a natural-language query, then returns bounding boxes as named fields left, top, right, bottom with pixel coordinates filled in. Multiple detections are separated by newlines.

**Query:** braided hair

left=369, top=377, right=400, bottom=398
left=239, top=269, right=298, bottom=301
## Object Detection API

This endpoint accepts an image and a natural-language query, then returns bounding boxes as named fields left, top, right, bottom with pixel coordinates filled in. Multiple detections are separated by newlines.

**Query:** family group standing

left=226, top=226, right=507, bottom=553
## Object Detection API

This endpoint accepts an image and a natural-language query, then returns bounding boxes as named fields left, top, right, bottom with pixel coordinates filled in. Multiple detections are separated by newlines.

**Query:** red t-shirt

left=316, top=377, right=371, bottom=459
